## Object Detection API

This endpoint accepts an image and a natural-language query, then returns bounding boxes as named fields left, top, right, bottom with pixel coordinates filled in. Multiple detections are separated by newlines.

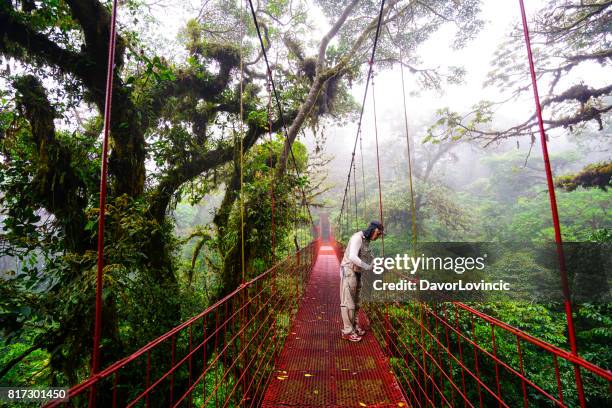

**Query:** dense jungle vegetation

left=0, top=0, right=610, bottom=406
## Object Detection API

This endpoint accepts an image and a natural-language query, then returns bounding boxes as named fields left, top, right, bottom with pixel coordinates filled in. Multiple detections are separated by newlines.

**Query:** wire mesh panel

left=44, top=242, right=318, bottom=408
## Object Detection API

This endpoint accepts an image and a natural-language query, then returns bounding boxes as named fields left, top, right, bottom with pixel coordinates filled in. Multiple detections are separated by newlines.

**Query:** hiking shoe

left=342, top=332, right=362, bottom=342
left=355, top=327, right=366, bottom=336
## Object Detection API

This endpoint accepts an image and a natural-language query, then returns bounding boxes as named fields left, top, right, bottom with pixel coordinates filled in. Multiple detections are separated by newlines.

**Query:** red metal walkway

left=262, top=245, right=408, bottom=407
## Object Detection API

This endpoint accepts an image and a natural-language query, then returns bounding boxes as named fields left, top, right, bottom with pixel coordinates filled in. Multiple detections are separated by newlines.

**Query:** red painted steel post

left=188, top=324, right=193, bottom=408
left=296, top=251, right=301, bottom=299
left=442, top=304, right=456, bottom=408
left=214, top=308, right=220, bottom=408
left=517, top=2, right=585, bottom=406
left=170, top=334, right=176, bottom=406
left=384, top=311, right=391, bottom=356
left=490, top=325, right=502, bottom=408
left=112, top=372, right=118, bottom=408
left=146, top=350, right=151, bottom=408
left=471, top=315, right=483, bottom=408
left=454, top=307, right=467, bottom=407
left=241, top=280, right=248, bottom=405
left=203, top=320, right=207, bottom=404
left=516, top=336, right=528, bottom=408
left=420, top=304, right=429, bottom=406
left=552, top=355, right=564, bottom=404
left=90, top=1, right=119, bottom=406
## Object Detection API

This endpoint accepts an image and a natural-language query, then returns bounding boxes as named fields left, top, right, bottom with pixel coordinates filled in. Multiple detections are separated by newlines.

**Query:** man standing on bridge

left=340, top=221, right=384, bottom=342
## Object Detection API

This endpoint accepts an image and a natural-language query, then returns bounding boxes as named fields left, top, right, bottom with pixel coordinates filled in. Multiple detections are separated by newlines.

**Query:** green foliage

left=556, top=161, right=612, bottom=192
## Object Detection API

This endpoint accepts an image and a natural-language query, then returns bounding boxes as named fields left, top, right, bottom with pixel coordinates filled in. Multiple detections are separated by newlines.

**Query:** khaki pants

left=340, top=266, right=362, bottom=335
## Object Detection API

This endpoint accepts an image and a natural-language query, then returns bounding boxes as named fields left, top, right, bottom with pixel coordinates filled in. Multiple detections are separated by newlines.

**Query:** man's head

left=363, top=221, right=384, bottom=241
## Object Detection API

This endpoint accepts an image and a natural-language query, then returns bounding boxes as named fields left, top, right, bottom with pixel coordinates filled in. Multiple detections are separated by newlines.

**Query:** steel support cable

left=337, top=0, right=387, bottom=228
left=92, top=0, right=119, bottom=390
left=359, top=129, right=367, bottom=221
left=517, top=1, right=585, bottom=406
left=353, top=157, right=358, bottom=222
left=370, top=69, right=385, bottom=255
left=348, top=171, right=353, bottom=230
left=399, top=48, right=418, bottom=256
left=267, top=73, right=276, bottom=258
left=246, top=0, right=315, bottom=231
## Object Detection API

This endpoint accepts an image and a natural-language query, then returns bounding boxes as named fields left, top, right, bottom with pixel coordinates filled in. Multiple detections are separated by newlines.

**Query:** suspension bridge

left=41, top=0, right=611, bottom=407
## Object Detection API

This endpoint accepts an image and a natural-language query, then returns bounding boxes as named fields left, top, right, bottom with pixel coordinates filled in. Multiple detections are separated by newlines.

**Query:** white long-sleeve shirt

left=340, top=231, right=370, bottom=270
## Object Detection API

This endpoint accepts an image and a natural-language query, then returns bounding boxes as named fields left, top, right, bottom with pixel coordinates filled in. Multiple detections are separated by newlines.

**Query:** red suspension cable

left=92, top=0, right=119, bottom=379
left=90, top=1, right=119, bottom=406
left=517, top=1, right=585, bottom=406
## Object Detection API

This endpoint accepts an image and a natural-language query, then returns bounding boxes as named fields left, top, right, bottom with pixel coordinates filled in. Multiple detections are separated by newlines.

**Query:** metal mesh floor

left=262, top=246, right=408, bottom=407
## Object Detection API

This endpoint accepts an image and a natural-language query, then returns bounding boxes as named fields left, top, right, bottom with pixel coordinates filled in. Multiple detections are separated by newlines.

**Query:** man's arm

left=348, top=234, right=370, bottom=269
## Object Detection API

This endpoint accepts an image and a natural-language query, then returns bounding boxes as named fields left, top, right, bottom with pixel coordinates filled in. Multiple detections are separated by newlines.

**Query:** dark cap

left=363, top=220, right=384, bottom=240
left=369, top=220, right=384, bottom=231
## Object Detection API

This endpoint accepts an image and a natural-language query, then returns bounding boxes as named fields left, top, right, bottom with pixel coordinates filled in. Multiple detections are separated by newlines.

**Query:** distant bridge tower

left=318, top=212, right=330, bottom=243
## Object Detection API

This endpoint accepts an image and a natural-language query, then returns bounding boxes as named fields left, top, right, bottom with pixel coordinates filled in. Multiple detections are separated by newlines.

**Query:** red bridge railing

left=333, top=241, right=612, bottom=408
left=46, top=242, right=318, bottom=408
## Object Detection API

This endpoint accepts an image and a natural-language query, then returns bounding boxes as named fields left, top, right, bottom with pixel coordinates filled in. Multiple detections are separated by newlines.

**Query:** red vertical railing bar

left=188, top=324, right=193, bottom=408
left=434, top=314, right=443, bottom=407
left=239, top=282, right=246, bottom=404
left=553, top=355, right=564, bottom=405
left=419, top=304, right=429, bottom=407
left=90, top=0, right=119, bottom=406
left=490, top=325, right=502, bottom=407
left=384, top=310, right=391, bottom=357
left=434, top=305, right=445, bottom=407
left=202, top=320, right=207, bottom=404
left=112, top=371, right=118, bottom=408
left=422, top=306, right=434, bottom=406
left=516, top=336, right=528, bottom=408
left=146, top=350, right=151, bottom=408
left=443, top=304, right=456, bottom=408
left=221, top=301, right=228, bottom=407
left=169, top=334, right=176, bottom=406
left=516, top=1, right=585, bottom=406
left=214, top=307, right=219, bottom=408
left=471, top=314, right=483, bottom=408
left=454, top=307, right=467, bottom=407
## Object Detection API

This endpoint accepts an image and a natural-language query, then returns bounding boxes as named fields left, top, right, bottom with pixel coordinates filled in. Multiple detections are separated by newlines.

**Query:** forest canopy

left=0, top=0, right=609, bottom=404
